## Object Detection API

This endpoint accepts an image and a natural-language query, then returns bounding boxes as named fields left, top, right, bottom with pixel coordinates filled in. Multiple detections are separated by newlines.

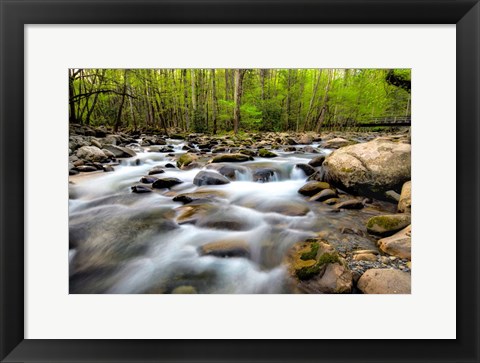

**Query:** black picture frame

left=1, top=1, right=479, bottom=362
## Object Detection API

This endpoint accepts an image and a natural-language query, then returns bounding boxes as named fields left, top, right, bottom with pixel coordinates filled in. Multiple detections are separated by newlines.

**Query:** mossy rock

left=366, top=214, right=411, bottom=237
left=211, top=153, right=253, bottom=163
left=239, top=149, right=257, bottom=157
left=177, top=153, right=197, bottom=169
left=258, top=149, right=278, bottom=158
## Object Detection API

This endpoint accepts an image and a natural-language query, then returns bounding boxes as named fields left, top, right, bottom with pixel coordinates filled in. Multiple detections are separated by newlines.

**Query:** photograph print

left=68, top=68, right=412, bottom=294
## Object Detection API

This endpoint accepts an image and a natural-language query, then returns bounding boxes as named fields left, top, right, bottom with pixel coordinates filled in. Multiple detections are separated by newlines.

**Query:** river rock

left=286, top=240, right=352, bottom=293
left=334, top=199, right=364, bottom=209
left=207, top=164, right=248, bottom=180
left=385, top=190, right=401, bottom=202
left=309, top=189, right=337, bottom=202
left=323, top=198, right=339, bottom=205
left=149, top=145, right=174, bottom=153
left=177, top=153, right=198, bottom=169
left=211, top=153, right=252, bottom=163
left=322, top=138, right=411, bottom=198
left=255, top=199, right=310, bottom=216
left=302, top=146, right=318, bottom=153
left=308, top=155, right=326, bottom=167
left=366, top=214, right=411, bottom=236
left=295, top=163, right=316, bottom=176
left=239, top=149, right=257, bottom=157
left=152, top=177, right=183, bottom=189
left=75, top=165, right=98, bottom=172
left=90, top=139, right=103, bottom=149
left=306, top=171, right=324, bottom=182
left=253, top=168, right=275, bottom=182
left=173, top=190, right=227, bottom=204
left=298, top=181, right=331, bottom=196
left=322, top=137, right=351, bottom=149
left=353, top=253, right=377, bottom=262
left=284, top=137, right=298, bottom=145
left=377, top=225, right=411, bottom=259
left=148, top=166, right=165, bottom=175
left=258, top=149, right=278, bottom=158
left=139, top=176, right=159, bottom=184
left=357, top=269, right=411, bottom=294
left=103, top=165, right=115, bottom=172
left=199, top=239, right=250, bottom=258
left=131, top=185, right=152, bottom=193
left=76, top=146, right=108, bottom=162
left=103, top=144, right=136, bottom=158
left=102, top=148, right=116, bottom=159
left=193, top=171, right=230, bottom=186
left=398, top=181, right=412, bottom=213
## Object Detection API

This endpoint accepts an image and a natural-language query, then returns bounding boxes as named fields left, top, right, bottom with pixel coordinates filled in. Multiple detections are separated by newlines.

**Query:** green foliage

left=69, top=68, right=411, bottom=133
left=300, top=242, right=319, bottom=261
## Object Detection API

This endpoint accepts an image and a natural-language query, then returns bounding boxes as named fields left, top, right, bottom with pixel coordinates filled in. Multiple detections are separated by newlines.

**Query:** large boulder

left=193, top=171, right=230, bottom=186
left=322, top=138, right=411, bottom=198
left=366, top=214, right=411, bottom=237
left=357, top=269, right=411, bottom=294
left=103, top=144, right=136, bottom=158
left=377, top=225, right=411, bottom=259
left=76, top=146, right=107, bottom=162
left=398, top=181, right=412, bottom=213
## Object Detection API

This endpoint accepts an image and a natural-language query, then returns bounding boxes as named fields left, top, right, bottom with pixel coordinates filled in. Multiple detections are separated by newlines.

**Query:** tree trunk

left=182, top=69, right=190, bottom=131
left=233, top=69, right=245, bottom=135
left=68, top=69, right=77, bottom=123
left=114, top=69, right=128, bottom=132
left=211, top=69, right=218, bottom=134
left=85, top=70, right=106, bottom=125
left=303, top=69, right=322, bottom=131
left=315, top=69, right=332, bottom=133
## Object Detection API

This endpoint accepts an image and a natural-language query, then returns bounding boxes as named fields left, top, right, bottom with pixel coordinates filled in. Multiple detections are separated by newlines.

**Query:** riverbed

left=69, top=137, right=400, bottom=294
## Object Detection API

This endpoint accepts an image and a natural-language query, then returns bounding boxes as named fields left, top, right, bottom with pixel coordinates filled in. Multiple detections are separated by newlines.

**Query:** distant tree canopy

left=69, top=68, right=411, bottom=134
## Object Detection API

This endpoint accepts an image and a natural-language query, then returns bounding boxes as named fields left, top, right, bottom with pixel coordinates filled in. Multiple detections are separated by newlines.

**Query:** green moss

left=295, top=251, right=340, bottom=280
left=300, top=242, right=319, bottom=261
left=295, top=262, right=324, bottom=280
left=317, top=252, right=340, bottom=265
left=177, top=153, right=195, bottom=168
left=341, top=167, right=354, bottom=173
left=367, top=215, right=402, bottom=230
left=259, top=149, right=278, bottom=158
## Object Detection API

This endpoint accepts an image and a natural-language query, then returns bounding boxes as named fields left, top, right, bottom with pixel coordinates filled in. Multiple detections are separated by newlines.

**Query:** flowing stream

left=69, top=139, right=395, bottom=294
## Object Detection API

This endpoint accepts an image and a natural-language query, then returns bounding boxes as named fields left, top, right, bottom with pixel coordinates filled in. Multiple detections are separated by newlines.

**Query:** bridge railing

left=319, top=115, right=411, bottom=131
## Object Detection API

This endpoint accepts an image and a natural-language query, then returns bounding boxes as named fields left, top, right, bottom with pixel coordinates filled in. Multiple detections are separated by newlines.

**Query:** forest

left=68, top=68, right=411, bottom=134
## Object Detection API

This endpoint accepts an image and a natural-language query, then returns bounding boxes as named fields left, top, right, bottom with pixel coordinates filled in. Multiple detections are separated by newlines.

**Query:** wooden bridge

left=357, top=116, right=411, bottom=127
